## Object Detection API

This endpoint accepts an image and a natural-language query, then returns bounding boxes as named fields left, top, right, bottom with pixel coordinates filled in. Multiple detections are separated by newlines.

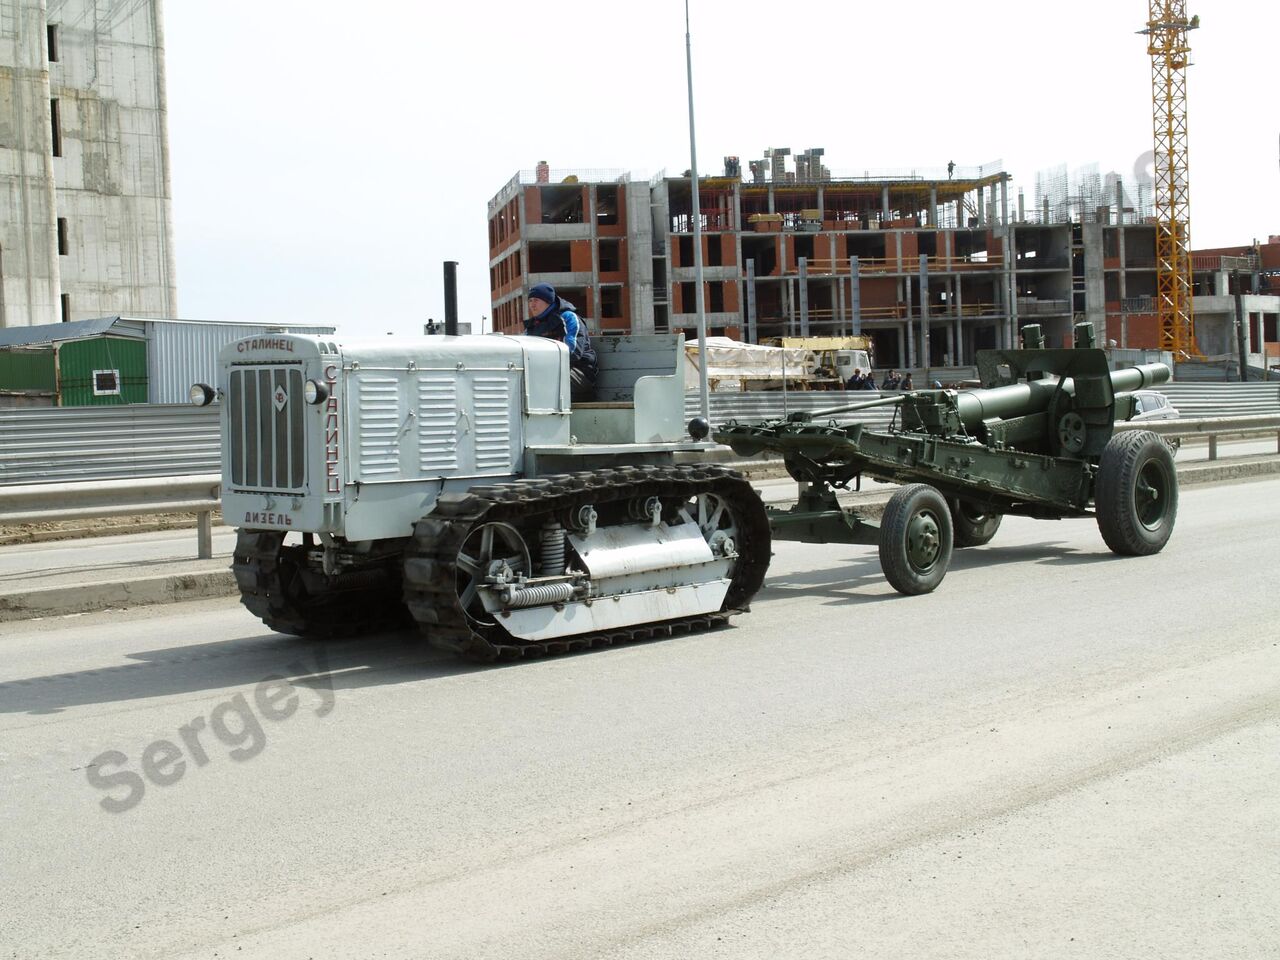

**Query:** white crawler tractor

left=197, top=331, right=770, bottom=660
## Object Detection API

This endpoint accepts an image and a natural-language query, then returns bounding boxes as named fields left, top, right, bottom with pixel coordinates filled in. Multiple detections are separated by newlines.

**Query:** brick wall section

left=523, top=186, right=542, bottom=224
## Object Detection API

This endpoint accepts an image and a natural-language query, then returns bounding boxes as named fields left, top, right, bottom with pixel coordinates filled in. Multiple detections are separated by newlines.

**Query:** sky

left=161, top=1, right=1280, bottom=338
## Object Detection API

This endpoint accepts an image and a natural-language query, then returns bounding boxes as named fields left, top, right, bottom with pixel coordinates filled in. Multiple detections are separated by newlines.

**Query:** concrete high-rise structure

left=488, top=153, right=1276, bottom=370
left=0, top=0, right=177, bottom=328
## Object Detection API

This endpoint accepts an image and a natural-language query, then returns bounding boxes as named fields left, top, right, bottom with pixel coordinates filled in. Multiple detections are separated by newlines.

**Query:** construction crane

left=1140, top=3, right=1200, bottom=358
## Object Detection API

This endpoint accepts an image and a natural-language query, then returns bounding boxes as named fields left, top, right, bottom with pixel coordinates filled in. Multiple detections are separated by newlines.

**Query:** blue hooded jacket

left=525, top=296, right=598, bottom=378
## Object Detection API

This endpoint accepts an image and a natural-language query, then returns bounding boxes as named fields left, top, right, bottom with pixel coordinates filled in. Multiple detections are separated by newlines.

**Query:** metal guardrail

left=1115, top=415, right=1280, bottom=460
left=0, top=474, right=222, bottom=557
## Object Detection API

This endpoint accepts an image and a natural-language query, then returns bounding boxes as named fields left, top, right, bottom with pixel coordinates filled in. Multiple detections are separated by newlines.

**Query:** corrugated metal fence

left=0, top=405, right=220, bottom=484
left=0, top=383, right=1276, bottom=485
left=1159, top=383, right=1280, bottom=417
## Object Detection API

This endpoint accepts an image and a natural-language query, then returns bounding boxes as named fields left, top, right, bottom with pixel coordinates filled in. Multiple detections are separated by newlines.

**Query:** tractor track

left=401, top=464, right=771, bottom=662
left=232, top=530, right=409, bottom=639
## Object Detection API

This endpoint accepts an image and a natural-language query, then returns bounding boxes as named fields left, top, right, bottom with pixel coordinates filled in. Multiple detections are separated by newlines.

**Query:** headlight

left=189, top=383, right=216, bottom=406
left=304, top=379, right=329, bottom=404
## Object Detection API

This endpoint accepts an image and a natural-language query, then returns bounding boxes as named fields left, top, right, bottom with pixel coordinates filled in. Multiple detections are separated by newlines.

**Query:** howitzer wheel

left=948, top=498, right=1003, bottom=548
left=1095, top=430, right=1177, bottom=556
left=879, top=484, right=954, bottom=595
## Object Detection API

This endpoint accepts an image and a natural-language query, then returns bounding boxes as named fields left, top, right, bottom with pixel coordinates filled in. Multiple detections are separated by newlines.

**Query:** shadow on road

left=0, top=627, right=494, bottom=716
left=756, top=538, right=1118, bottom=605
left=0, top=613, right=766, bottom=717
left=1, top=539, right=1133, bottom=717
left=948, top=541, right=1116, bottom=572
left=757, top=551, right=897, bottom=604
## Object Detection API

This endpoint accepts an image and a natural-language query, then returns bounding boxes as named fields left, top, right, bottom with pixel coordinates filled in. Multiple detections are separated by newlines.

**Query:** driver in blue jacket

left=525, top=282, right=598, bottom=401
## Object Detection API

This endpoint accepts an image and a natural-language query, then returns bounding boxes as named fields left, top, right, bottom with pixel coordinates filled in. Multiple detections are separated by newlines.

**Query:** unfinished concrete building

left=1189, top=238, right=1280, bottom=370
left=488, top=162, right=653, bottom=338
left=489, top=155, right=1016, bottom=369
left=488, top=153, right=1274, bottom=370
left=0, top=0, right=177, bottom=328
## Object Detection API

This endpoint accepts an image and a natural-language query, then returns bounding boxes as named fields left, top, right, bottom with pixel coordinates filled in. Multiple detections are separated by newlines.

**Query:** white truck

left=684, top=336, right=873, bottom=391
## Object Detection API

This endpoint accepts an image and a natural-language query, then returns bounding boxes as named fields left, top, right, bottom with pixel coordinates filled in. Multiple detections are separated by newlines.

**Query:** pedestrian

left=882, top=369, right=901, bottom=391
left=845, top=367, right=865, bottom=390
left=524, top=282, right=598, bottom=401
left=902, top=373, right=914, bottom=391
left=862, top=371, right=877, bottom=390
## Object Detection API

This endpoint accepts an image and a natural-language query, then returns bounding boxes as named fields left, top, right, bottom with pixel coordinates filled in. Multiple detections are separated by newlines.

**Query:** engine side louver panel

left=418, top=376, right=459, bottom=473
left=472, top=376, right=513, bottom=472
left=357, top=377, right=400, bottom=477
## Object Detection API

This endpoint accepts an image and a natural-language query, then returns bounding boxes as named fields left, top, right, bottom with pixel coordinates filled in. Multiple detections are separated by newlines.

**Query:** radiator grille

left=228, top=366, right=306, bottom=490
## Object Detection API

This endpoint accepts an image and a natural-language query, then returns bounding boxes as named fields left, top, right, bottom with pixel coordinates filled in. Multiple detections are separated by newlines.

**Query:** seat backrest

left=593, top=334, right=683, bottom=402
left=569, top=334, right=687, bottom=443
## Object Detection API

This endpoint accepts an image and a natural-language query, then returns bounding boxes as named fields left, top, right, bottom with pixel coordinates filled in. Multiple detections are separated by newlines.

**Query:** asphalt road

left=1, top=476, right=1278, bottom=959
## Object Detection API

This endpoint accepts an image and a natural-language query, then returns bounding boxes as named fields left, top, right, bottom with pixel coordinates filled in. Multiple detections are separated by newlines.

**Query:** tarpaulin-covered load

left=683, top=337, right=817, bottom=391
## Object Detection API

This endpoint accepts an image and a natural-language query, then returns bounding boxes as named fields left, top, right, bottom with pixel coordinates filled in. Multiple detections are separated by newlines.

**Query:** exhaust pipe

left=443, top=260, right=459, bottom=336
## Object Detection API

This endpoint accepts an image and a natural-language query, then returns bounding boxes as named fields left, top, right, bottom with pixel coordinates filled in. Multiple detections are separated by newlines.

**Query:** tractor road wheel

left=1095, top=430, right=1178, bottom=556
left=879, top=484, right=953, bottom=595
left=949, top=498, right=1003, bottom=548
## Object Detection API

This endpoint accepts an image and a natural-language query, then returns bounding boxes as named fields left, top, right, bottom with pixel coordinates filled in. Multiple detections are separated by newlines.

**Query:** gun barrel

left=1108, top=362, right=1171, bottom=393
left=953, top=362, right=1170, bottom=427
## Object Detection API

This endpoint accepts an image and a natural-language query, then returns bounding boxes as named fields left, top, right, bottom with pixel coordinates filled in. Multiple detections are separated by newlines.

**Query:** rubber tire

left=879, top=484, right=954, bottom=595
left=949, top=498, right=1003, bottom=548
left=1095, top=430, right=1178, bottom=556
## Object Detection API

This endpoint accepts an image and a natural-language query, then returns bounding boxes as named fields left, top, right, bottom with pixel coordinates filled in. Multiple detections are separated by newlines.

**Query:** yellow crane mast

left=1141, top=3, right=1200, bottom=357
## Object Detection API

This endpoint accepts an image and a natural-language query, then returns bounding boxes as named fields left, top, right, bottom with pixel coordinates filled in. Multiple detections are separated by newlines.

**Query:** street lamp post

left=685, top=0, right=711, bottom=431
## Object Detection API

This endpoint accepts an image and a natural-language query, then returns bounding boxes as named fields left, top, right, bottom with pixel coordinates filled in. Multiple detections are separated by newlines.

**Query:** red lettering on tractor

left=324, top=365, right=340, bottom=494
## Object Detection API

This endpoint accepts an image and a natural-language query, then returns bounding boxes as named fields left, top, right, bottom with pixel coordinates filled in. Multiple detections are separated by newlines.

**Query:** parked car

left=1129, top=390, right=1180, bottom=422
left=1127, top=389, right=1180, bottom=453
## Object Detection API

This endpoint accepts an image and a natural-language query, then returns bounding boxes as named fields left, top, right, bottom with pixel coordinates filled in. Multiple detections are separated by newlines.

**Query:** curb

left=1177, top=457, right=1280, bottom=484
left=0, top=570, right=238, bottom=623
left=1, top=456, right=1276, bottom=624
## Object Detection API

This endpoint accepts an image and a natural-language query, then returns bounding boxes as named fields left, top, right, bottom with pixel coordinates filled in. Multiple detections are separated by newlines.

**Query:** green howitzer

left=713, top=328, right=1179, bottom=595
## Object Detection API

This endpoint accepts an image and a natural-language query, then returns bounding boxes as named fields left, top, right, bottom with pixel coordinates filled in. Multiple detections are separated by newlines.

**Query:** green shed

left=0, top=346, right=56, bottom=400
left=55, top=336, right=148, bottom=405
left=0, top=317, right=148, bottom=407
